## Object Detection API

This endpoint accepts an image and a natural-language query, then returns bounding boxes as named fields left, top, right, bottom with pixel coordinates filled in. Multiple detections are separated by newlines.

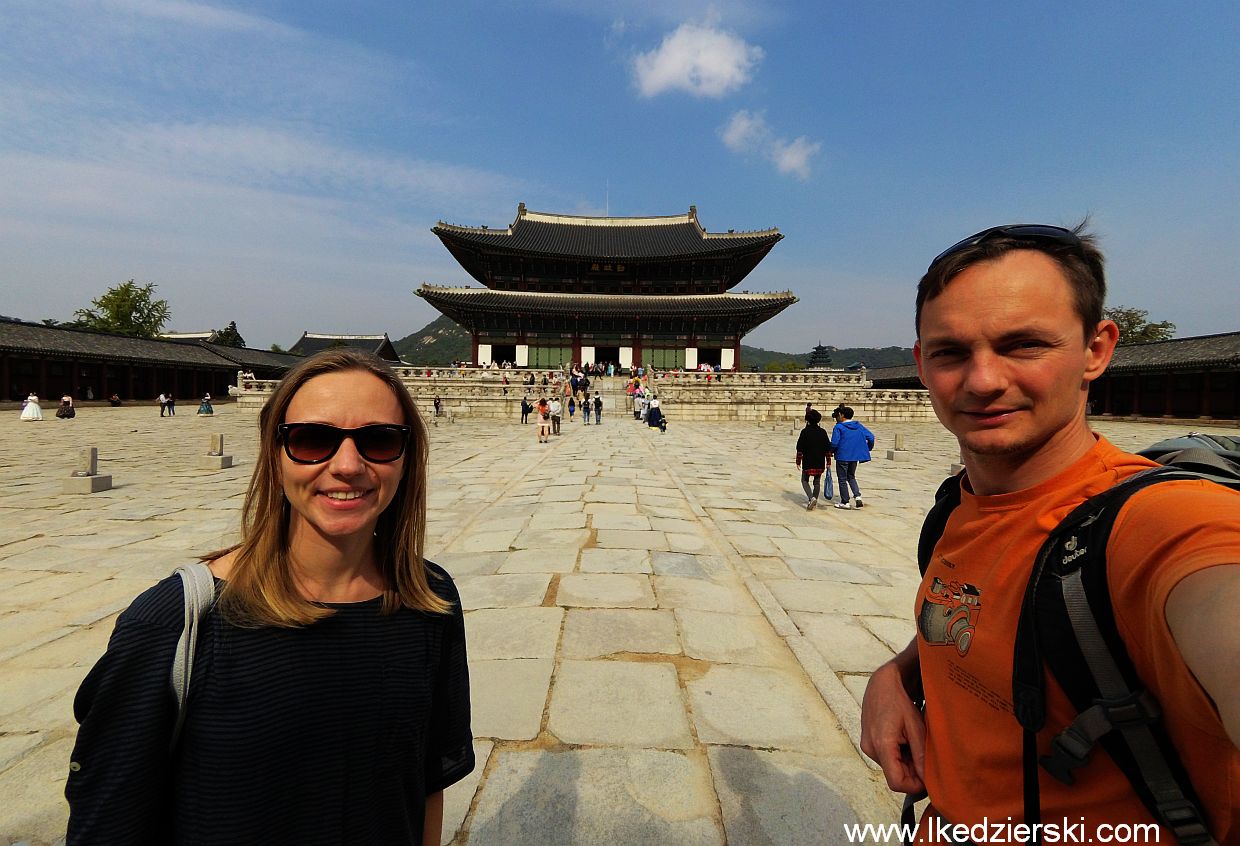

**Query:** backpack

left=916, top=434, right=1240, bottom=846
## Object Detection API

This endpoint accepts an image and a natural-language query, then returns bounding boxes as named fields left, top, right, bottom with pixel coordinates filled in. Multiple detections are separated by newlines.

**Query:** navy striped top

left=66, top=562, right=473, bottom=845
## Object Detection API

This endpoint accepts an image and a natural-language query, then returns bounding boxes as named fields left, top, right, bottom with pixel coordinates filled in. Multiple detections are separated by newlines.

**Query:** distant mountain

left=393, top=316, right=914, bottom=370
left=393, top=315, right=472, bottom=364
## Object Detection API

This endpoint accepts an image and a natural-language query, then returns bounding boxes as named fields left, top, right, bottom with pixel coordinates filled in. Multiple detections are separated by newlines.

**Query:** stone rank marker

left=200, top=433, right=235, bottom=470
left=63, top=446, right=113, bottom=494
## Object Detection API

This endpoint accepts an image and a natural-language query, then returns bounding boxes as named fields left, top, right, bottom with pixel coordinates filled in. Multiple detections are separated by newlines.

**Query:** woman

left=536, top=397, right=551, bottom=443
left=196, top=392, right=214, bottom=415
left=66, top=349, right=474, bottom=845
left=56, top=394, right=76, bottom=419
left=20, top=392, right=42, bottom=421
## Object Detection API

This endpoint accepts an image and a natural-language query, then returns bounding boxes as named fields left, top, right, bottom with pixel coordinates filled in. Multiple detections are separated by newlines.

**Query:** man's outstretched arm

left=861, top=637, right=927, bottom=793
left=1166, top=564, right=1240, bottom=747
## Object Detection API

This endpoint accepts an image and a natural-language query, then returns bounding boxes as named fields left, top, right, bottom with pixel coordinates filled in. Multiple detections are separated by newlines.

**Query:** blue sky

left=3, top=0, right=1237, bottom=352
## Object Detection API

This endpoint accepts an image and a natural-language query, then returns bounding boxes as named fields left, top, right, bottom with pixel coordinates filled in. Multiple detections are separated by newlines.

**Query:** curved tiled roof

left=417, top=286, right=797, bottom=318
left=288, top=332, right=400, bottom=362
left=0, top=320, right=303, bottom=373
left=1104, top=331, right=1240, bottom=373
left=0, top=320, right=241, bottom=366
left=868, top=364, right=923, bottom=388
left=433, top=204, right=781, bottom=260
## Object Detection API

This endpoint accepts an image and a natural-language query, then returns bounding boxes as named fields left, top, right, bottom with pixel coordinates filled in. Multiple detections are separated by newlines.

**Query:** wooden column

left=1162, top=372, right=1174, bottom=418
left=1102, top=377, right=1114, bottom=415
left=1199, top=371, right=1212, bottom=419
left=471, top=333, right=479, bottom=366
left=1, top=354, right=9, bottom=402
left=1131, top=376, right=1142, bottom=418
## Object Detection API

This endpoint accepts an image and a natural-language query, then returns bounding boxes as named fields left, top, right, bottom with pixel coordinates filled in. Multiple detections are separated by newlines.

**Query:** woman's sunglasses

left=277, top=423, right=411, bottom=465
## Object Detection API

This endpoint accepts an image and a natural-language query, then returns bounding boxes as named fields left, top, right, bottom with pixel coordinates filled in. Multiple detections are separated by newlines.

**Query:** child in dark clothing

left=795, top=409, right=834, bottom=510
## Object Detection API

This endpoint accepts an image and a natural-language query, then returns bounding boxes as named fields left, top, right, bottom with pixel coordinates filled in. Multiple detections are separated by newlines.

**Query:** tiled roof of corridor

left=1105, top=331, right=1240, bottom=372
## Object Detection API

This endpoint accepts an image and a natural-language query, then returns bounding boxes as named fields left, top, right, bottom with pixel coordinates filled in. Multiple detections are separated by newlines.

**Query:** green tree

left=73, top=280, right=171, bottom=338
left=270, top=343, right=289, bottom=354
left=1104, top=306, right=1175, bottom=344
left=215, top=321, right=246, bottom=348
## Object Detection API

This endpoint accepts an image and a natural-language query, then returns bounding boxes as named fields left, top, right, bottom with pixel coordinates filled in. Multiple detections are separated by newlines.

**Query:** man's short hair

left=915, top=222, right=1106, bottom=341
left=840, top=406, right=855, bottom=420
left=806, top=408, right=822, bottom=425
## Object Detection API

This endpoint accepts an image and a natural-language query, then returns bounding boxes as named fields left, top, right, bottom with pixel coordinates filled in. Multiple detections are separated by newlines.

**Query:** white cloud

left=720, top=109, right=770, bottom=152
left=100, top=0, right=296, bottom=37
left=632, top=22, right=763, bottom=98
left=719, top=110, right=821, bottom=180
left=770, top=136, right=822, bottom=180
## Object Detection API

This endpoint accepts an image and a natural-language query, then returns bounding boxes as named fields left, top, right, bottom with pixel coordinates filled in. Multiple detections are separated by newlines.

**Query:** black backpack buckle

left=1041, top=729, right=1092, bottom=785
left=1039, top=691, right=1161, bottom=786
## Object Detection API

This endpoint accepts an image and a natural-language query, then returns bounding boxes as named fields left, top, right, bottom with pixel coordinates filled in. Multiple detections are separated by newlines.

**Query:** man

left=550, top=397, right=562, bottom=436
left=860, top=224, right=1239, bottom=841
left=593, top=392, right=602, bottom=425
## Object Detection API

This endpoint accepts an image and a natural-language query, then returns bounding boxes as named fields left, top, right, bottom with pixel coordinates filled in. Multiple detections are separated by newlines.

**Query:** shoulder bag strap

left=170, top=562, right=217, bottom=751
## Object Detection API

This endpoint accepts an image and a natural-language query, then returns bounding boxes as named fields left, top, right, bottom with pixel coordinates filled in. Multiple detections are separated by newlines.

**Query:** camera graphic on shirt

left=917, top=577, right=982, bottom=657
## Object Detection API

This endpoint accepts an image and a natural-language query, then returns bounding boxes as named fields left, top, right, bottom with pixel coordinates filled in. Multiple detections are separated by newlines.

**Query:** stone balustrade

left=235, top=367, right=933, bottom=422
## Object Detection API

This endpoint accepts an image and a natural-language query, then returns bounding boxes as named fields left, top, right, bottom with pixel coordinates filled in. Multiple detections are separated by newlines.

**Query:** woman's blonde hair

left=208, top=348, right=448, bottom=627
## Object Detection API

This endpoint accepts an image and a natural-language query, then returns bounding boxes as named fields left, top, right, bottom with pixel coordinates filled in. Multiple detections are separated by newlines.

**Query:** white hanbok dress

left=20, top=394, right=43, bottom=421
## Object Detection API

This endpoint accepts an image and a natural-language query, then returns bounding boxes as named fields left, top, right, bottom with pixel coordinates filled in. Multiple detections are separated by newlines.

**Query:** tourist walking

left=66, top=348, right=474, bottom=845
left=646, top=396, right=666, bottom=432
left=831, top=405, right=874, bottom=509
left=56, top=394, right=76, bottom=419
left=567, top=397, right=575, bottom=423
left=157, top=392, right=168, bottom=417
left=166, top=393, right=176, bottom=416
left=582, top=395, right=591, bottom=424
left=550, top=397, right=562, bottom=435
left=593, top=393, right=602, bottom=425
left=520, top=395, right=531, bottom=424
left=795, top=409, right=833, bottom=509
left=20, top=392, right=43, bottom=421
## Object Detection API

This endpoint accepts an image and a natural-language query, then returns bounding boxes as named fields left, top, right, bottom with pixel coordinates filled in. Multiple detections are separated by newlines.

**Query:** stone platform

left=0, top=405, right=1186, bottom=844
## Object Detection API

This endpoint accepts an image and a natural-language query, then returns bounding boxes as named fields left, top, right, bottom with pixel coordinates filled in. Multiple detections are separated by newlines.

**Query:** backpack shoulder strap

left=1014, top=466, right=1227, bottom=845
left=918, top=472, right=964, bottom=577
left=170, top=562, right=217, bottom=751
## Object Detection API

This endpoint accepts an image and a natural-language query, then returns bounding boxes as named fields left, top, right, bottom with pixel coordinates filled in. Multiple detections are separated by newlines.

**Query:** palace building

left=418, top=204, right=795, bottom=370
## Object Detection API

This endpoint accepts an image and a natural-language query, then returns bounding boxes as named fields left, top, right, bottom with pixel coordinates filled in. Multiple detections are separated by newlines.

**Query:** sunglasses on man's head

left=277, top=423, right=411, bottom=465
left=928, top=224, right=1081, bottom=271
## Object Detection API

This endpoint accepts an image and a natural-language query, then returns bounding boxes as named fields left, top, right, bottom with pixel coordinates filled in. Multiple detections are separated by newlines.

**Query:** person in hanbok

left=20, top=393, right=43, bottom=421
left=197, top=393, right=214, bottom=415
left=56, top=395, right=76, bottom=419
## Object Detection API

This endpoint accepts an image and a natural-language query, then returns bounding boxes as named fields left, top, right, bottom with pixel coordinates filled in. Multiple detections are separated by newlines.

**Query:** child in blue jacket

left=830, top=406, right=875, bottom=509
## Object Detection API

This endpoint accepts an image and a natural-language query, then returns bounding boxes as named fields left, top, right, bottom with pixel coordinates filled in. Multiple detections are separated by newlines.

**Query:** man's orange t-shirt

left=917, top=435, right=1239, bottom=842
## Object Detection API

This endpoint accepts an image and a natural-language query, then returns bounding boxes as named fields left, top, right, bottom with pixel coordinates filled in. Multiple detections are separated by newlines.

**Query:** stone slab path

left=0, top=404, right=1185, bottom=845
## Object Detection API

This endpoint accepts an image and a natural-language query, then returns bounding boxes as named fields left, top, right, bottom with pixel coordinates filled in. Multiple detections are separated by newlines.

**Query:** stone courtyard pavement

left=0, top=403, right=1184, bottom=845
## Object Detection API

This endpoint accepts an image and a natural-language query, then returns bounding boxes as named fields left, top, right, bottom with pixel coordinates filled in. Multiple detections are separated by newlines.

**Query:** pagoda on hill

left=417, top=204, right=796, bottom=370
left=807, top=342, right=832, bottom=370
